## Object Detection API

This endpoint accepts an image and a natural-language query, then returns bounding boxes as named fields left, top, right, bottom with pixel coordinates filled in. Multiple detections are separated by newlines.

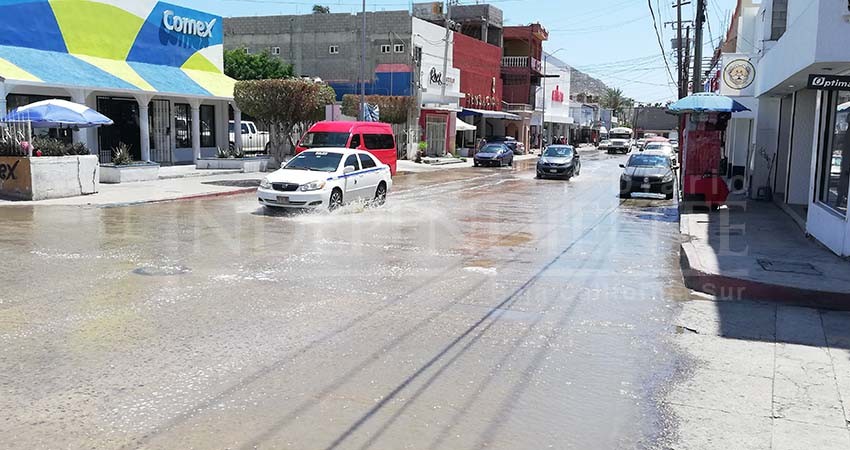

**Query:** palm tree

left=312, top=4, right=330, bottom=14
left=601, top=87, right=628, bottom=118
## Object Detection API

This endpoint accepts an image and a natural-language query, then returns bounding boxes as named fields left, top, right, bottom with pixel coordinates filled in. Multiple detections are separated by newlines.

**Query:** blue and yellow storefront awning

left=0, top=0, right=236, bottom=99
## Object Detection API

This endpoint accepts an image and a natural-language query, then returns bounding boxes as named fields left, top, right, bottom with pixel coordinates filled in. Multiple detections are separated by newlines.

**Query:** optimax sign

left=807, top=74, right=850, bottom=91
left=162, top=10, right=217, bottom=38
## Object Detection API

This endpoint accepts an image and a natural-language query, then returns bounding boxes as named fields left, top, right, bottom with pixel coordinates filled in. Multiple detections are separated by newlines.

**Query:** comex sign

left=162, top=10, right=217, bottom=38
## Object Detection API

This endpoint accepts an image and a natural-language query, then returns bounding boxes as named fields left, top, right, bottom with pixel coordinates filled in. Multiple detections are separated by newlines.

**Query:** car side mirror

left=619, top=164, right=626, bottom=168
left=344, top=165, right=356, bottom=174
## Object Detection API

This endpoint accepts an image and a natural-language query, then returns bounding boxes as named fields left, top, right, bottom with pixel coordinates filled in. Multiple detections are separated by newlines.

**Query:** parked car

left=296, top=121, right=398, bottom=175
left=598, top=140, right=611, bottom=151
left=537, top=145, right=581, bottom=179
left=642, top=141, right=676, bottom=159
left=258, top=149, right=392, bottom=210
left=474, top=143, right=514, bottom=167
left=486, top=136, right=522, bottom=154
left=635, top=138, right=647, bottom=150
left=229, top=121, right=270, bottom=153
left=619, top=153, right=676, bottom=199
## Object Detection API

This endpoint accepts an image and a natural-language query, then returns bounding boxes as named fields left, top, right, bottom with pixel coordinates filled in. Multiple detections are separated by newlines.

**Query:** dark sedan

left=474, top=144, right=514, bottom=167
left=537, top=145, right=581, bottom=179
left=619, top=153, right=676, bottom=199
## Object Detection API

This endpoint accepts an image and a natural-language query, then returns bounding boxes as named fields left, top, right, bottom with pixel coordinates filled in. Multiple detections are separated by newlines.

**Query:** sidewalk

left=680, top=197, right=850, bottom=308
left=668, top=298, right=850, bottom=450
left=0, top=172, right=260, bottom=207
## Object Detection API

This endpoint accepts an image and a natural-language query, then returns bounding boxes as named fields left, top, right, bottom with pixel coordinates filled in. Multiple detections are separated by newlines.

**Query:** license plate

left=641, top=183, right=651, bottom=189
left=276, top=196, right=289, bottom=203
left=549, top=169, right=558, bottom=173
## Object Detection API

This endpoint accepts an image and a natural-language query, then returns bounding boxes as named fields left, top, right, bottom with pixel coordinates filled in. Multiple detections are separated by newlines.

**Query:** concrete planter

left=196, top=156, right=270, bottom=173
left=0, top=155, right=99, bottom=201
left=100, top=163, right=160, bottom=184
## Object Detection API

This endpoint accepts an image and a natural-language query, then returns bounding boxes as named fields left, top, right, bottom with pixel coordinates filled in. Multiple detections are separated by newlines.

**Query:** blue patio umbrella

left=2, top=99, right=113, bottom=128
left=667, top=92, right=751, bottom=114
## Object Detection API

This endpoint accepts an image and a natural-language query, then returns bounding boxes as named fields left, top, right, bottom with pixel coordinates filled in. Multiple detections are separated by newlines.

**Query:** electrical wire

left=647, top=0, right=676, bottom=87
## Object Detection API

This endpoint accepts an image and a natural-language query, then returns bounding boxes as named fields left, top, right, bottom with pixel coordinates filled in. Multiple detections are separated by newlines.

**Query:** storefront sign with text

left=162, top=10, right=216, bottom=38
left=808, top=74, right=850, bottom=91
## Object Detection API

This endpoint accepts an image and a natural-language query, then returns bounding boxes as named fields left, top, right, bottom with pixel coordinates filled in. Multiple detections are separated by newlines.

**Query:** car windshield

left=299, top=132, right=350, bottom=149
left=481, top=145, right=504, bottom=153
left=645, top=143, right=670, bottom=150
left=610, top=133, right=631, bottom=140
left=544, top=146, right=574, bottom=157
left=628, top=154, right=669, bottom=168
left=285, top=151, right=344, bottom=172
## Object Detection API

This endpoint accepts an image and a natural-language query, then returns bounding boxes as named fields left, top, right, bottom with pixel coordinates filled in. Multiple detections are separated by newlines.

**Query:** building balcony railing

left=503, top=102, right=534, bottom=113
left=501, top=56, right=543, bottom=73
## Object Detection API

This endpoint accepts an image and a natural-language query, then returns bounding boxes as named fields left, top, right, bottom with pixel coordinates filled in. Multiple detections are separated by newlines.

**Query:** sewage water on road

left=0, top=154, right=694, bottom=449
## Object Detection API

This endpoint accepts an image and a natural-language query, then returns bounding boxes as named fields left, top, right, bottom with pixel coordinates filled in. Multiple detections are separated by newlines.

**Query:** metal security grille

left=425, top=114, right=447, bottom=157
left=150, top=100, right=172, bottom=165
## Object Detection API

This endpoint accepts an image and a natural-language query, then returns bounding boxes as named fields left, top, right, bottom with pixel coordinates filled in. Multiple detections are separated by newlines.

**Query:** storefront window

left=174, top=103, right=191, bottom=148
left=819, top=92, right=850, bottom=215
left=200, top=105, right=216, bottom=148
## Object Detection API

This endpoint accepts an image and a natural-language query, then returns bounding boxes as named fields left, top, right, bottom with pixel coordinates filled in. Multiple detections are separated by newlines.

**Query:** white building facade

left=412, top=17, right=463, bottom=157
left=747, top=0, right=850, bottom=256
left=537, top=53, right=572, bottom=145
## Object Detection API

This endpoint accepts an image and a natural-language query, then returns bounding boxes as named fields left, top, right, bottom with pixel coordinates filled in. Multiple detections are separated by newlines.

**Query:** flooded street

left=0, top=152, right=691, bottom=449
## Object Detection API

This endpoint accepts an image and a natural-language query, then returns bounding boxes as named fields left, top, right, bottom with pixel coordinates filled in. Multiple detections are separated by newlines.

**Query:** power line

left=647, top=0, right=676, bottom=86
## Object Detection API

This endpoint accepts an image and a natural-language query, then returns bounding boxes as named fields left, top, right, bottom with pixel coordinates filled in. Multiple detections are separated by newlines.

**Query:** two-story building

left=501, top=23, right=548, bottom=150
left=225, top=10, right=462, bottom=158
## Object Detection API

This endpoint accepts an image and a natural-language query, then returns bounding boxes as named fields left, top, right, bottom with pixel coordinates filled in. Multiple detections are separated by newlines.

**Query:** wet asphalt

left=0, top=150, right=691, bottom=449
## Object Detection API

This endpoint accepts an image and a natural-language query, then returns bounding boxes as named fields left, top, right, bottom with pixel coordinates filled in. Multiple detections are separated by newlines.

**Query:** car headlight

left=260, top=178, right=271, bottom=189
left=662, top=173, right=675, bottom=183
left=300, top=180, right=326, bottom=192
left=621, top=173, right=630, bottom=181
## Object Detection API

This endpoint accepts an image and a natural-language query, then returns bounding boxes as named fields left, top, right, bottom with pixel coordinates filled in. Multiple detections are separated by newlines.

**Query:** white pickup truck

left=229, top=121, right=270, bottom=153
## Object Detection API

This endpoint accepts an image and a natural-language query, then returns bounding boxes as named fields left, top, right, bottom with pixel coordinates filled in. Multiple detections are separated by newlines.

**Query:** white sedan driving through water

left=258, top=149, right=392, bottom=210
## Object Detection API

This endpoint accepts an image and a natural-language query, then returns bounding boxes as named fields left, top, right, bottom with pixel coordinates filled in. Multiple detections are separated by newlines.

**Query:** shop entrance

left=97, top=97, right=141, bottom=164
left=425, top=114, right=447, bottom=156
left=150, top=99, right=172, bottom=165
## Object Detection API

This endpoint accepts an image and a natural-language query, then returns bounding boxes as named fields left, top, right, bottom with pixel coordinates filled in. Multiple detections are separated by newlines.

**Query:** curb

left=679, top=243, right=850, bottom=311
left=100, top=187, right=257, bottom=208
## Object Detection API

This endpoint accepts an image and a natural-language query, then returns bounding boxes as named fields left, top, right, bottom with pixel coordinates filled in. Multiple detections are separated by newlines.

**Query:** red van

left=296, top=122, right=398, bottom=175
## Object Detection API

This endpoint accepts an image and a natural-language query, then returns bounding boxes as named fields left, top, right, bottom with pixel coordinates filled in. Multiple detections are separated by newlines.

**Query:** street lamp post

left=542, top=48, right=565, bottom=148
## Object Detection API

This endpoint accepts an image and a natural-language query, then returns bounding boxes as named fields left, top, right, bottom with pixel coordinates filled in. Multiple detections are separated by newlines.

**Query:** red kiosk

left=667, top=93, right=751, bottom=208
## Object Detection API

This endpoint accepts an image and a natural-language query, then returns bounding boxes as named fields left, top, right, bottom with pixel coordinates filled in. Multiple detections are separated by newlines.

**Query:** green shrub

left=112, top=143, right=134, bottom=166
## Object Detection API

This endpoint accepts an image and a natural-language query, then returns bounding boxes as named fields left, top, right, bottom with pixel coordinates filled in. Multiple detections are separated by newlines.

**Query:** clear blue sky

left=176, top=0, right=739, bottom=103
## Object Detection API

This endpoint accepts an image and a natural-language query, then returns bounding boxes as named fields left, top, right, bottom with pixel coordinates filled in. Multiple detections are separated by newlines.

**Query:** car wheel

left=665, top=192, right=675, bottom=200
left=474, top=161, right=479, bottom=167
left=508, top=158, right=513, bottom=167
left=329, top=188, right=343, bottom=211
left=619, top=191, right=631, bottom=199
left=264, top=142, right=271, bottom=154
left=374, top=182, right=387, bottom=206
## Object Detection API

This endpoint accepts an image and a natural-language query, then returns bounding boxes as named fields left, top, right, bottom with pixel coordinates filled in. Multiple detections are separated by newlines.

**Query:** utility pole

left=440, top=0, right=454, bottom=98
left=683, top=26, right=691, bottom=95
left=692, top=0, right=706, bottom=93
left=673, top=1, right=692, bottom=99
left=359, top=0, right=367, bottom=120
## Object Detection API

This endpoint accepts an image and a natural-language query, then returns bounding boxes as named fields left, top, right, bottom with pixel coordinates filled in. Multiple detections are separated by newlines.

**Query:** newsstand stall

left=667, top=93, right=751, bottom=208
